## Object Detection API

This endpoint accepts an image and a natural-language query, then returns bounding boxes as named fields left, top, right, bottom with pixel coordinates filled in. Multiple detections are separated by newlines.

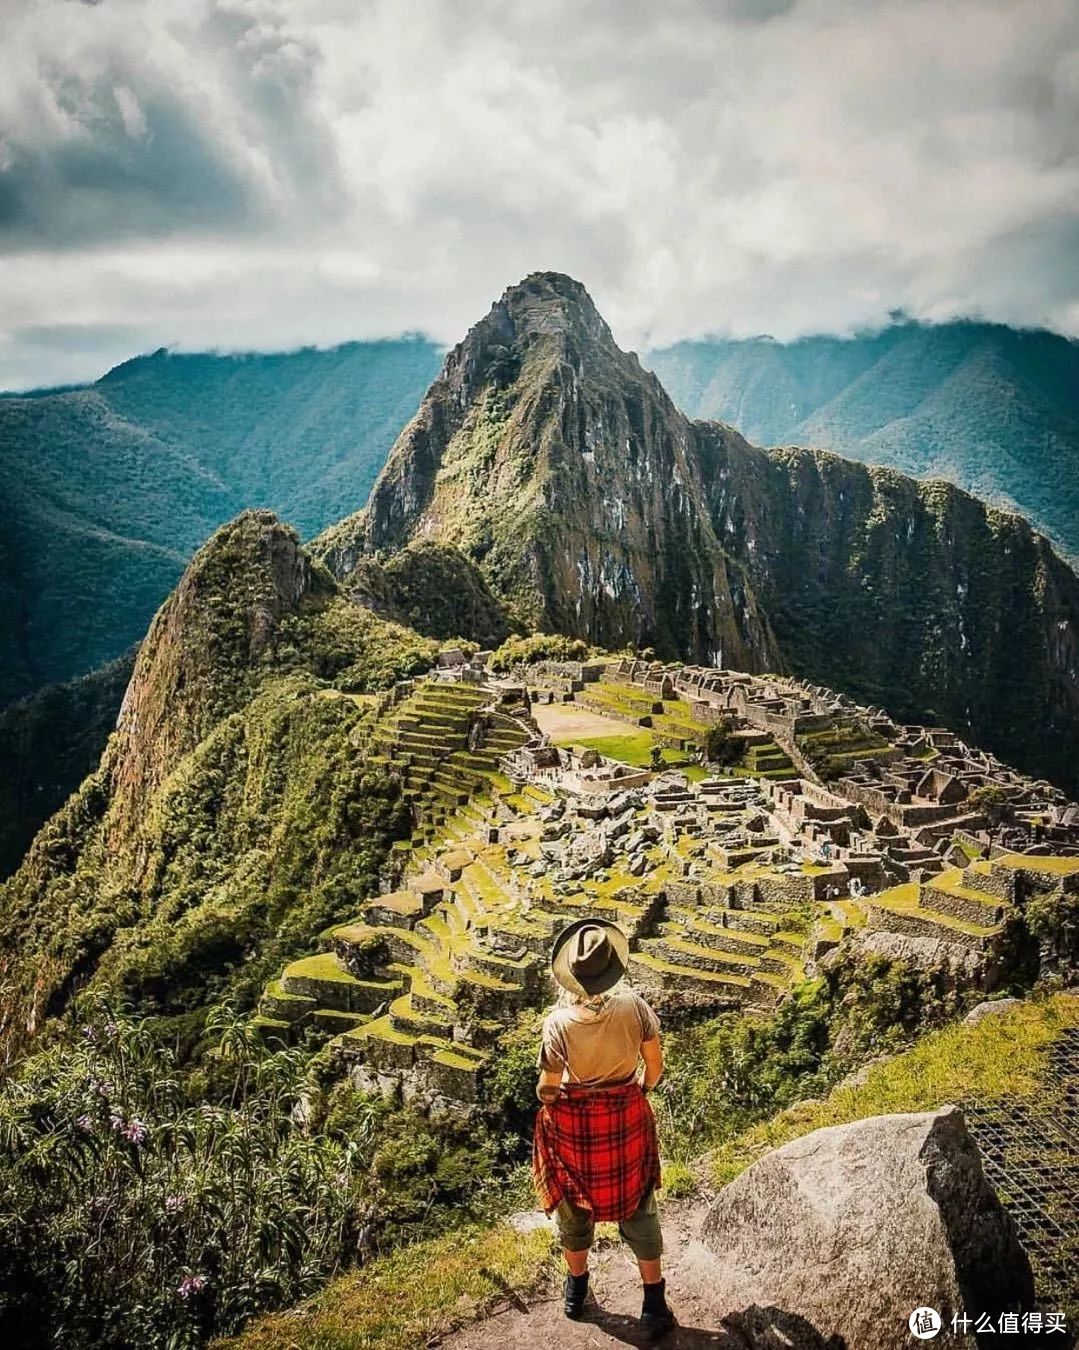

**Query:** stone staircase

left=740, top=739, right=796, bottom=778
left=795, top=716, right=898, bottom=779
left=366, top=682, right=515, bottom=819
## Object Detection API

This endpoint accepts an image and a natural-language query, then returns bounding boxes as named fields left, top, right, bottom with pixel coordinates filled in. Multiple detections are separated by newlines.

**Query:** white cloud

left=0, top=0, right=1077, bottom=387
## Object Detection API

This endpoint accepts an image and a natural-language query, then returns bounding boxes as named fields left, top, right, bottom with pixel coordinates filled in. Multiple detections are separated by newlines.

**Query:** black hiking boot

left=641, top=1278, right=676, bottom=1340
left=564, top=1270, right=589, bottom=1320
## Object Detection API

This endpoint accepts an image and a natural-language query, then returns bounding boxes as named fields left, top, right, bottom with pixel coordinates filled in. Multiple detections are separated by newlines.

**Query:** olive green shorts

left=555, top=1187, right=663, bottom=1262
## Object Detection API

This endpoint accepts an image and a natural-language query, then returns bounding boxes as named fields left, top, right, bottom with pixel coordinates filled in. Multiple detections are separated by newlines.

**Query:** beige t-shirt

left=538, top=988, right=661, bottom=1087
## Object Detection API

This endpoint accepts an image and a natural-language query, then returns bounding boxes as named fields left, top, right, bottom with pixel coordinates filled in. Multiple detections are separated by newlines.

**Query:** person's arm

left=536, top=1066, right=563, bottom=1104
left=640, top=1035, right=663, bottom=1092
left=536, top=1015, right=566, bottom=1104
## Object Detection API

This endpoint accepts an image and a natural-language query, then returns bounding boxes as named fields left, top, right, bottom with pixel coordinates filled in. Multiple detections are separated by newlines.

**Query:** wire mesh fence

left=964, top=1024, right=1079, bottom=1308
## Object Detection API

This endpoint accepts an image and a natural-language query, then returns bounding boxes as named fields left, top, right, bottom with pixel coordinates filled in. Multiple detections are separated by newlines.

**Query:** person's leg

left=555, top=1200, right=594, bottom=1318
left=564, top=1247, right=589, bottom=1277
left=620, top=1190, right=675, bottom=1339
left=637, top=1255, right=663, bottom=1284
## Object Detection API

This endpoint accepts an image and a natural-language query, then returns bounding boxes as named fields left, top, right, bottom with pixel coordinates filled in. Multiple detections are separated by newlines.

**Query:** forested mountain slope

left=0, top=339, right=441, bottom=703
left=0, top=650, right=136, bottom=880
left=318, top=273, right=1079, bottom=790
left=647, top=321, right=1079, bottom=563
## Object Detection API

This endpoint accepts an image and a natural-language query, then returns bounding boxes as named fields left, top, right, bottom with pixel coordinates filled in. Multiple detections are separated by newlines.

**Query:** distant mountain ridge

left=316, top=273, right=1079, bottom=790
left=0, top=650, right=137, bottom=880
left=0, top=338, right=442, bottom=704
left=5, top=310, right=1077, bottom=710
left=646, top=320, right=1079, bottom=563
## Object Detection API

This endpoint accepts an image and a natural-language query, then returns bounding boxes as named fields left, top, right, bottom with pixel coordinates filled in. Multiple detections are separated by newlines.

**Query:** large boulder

left=694, top=1105, right=1034, bottom=1349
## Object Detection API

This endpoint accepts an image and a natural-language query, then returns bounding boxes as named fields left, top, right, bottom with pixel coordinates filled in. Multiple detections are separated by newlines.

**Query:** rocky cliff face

left=648, top=320, right=1079, bottom=565
left=315, top=273, right=778, bottom=671
left=316, top=274, right=1079, bottom=790
left=698, top=425, right=1079, bottom=787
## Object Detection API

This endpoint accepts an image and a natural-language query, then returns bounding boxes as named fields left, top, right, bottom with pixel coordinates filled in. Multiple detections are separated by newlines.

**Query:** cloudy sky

left=1, top=0, right=1077, bottom=389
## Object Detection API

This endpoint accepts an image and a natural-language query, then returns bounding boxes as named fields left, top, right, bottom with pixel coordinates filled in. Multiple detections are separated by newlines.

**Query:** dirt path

left=439, top=1200, right=748, bottom=1349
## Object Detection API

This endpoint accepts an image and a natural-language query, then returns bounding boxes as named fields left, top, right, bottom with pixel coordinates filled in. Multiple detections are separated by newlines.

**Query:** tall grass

left=0, top=1001, right=373, bottom=1348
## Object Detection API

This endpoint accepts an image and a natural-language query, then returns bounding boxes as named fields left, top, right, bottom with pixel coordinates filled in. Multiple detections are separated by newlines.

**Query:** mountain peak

left=495, top=270, right=610, bottom=338
left=439, top=271, right=618, bottom=406
left=313, top=276, right=776, bottom=668
left=108, top=510, right=329, bottom=840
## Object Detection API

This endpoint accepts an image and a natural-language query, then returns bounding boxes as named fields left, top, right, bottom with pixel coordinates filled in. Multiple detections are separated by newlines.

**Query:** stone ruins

left=253, top=657, right=1079, bottom=1112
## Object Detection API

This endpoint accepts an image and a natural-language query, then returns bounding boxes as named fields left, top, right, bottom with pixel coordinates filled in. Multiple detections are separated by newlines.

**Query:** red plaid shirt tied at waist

left=532, top=1079, right=662, bottom=1222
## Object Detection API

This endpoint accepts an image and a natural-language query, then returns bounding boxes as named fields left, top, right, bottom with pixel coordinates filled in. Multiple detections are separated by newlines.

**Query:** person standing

left=532, top=917, right=675, bottom=1338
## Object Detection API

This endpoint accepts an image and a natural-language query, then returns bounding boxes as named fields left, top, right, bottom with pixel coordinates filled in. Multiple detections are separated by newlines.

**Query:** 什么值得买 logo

left=909, top=1307, right=942, bottom=1340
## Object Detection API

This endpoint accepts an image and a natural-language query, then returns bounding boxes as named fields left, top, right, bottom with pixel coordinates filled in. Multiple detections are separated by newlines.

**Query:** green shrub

left=703, top=719, right=741, bottom=766
left=487, top=632, right=589, bottom=672
left=481, top=1009, right=543, bottom=1127
left=1027, top=887, right=1079, bottom=982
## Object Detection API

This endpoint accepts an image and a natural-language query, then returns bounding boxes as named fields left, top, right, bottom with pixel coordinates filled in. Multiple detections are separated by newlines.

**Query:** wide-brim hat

left=550, top=918, right=629, bottom=996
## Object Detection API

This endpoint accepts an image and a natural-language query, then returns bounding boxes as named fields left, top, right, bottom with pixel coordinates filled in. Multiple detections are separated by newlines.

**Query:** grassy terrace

left=796, top=719, right=895, bottom=776
left=830, top=898, right=869, bottom=929
left=867, top=881, right=1003, bottom=938
left=924, top=868, right=1006, bottom=914
left=630, top=949, right=753, bottom=988
left=587, top=677, right=711, bottom=726
left=997, top=853, right=1079, bottom=876
left=576, top=679, right=712, bottom=741
left=710, top=992, right=1079, bottom=1184
left=559, top=729, right=705, bottom=778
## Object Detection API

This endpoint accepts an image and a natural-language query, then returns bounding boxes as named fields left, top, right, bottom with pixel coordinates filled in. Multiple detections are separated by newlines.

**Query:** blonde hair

left=556, top=979, right=623, bottom=1011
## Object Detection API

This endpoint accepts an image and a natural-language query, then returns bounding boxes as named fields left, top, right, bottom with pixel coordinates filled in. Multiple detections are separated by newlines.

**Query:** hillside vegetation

left=0, top=339, right=441, bottom=703
left=648, top=321, right=1079, bottom=563
left=0, top=512, right=440, bottom=1057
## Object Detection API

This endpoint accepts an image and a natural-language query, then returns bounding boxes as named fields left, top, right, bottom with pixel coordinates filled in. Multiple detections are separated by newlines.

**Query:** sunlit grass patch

left=710, top=993, right=1079, bottom=1186
left=556, top=731, right=698, bottom=775
left=661, top=1159, right=697, bottom=1199
left=217, top=1222, right=555, bottom=1350
left=997, top=853, right=1079, bottom=876
left=554, top=730, right=654, bottom=765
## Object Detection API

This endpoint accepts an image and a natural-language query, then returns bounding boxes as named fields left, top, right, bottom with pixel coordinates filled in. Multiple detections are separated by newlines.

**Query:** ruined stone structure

left=253, top=659, right=1079, bottom=1109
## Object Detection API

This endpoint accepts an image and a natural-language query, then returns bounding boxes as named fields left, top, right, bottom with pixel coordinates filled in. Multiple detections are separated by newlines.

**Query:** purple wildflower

left=177, top=1274, right=207, bottom=1299
left=122, top=1119, right=148, bottom=1145
left=164, top=1194, right=186, bottom=1213
left=75, top=1115, right=93, bottom=1132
